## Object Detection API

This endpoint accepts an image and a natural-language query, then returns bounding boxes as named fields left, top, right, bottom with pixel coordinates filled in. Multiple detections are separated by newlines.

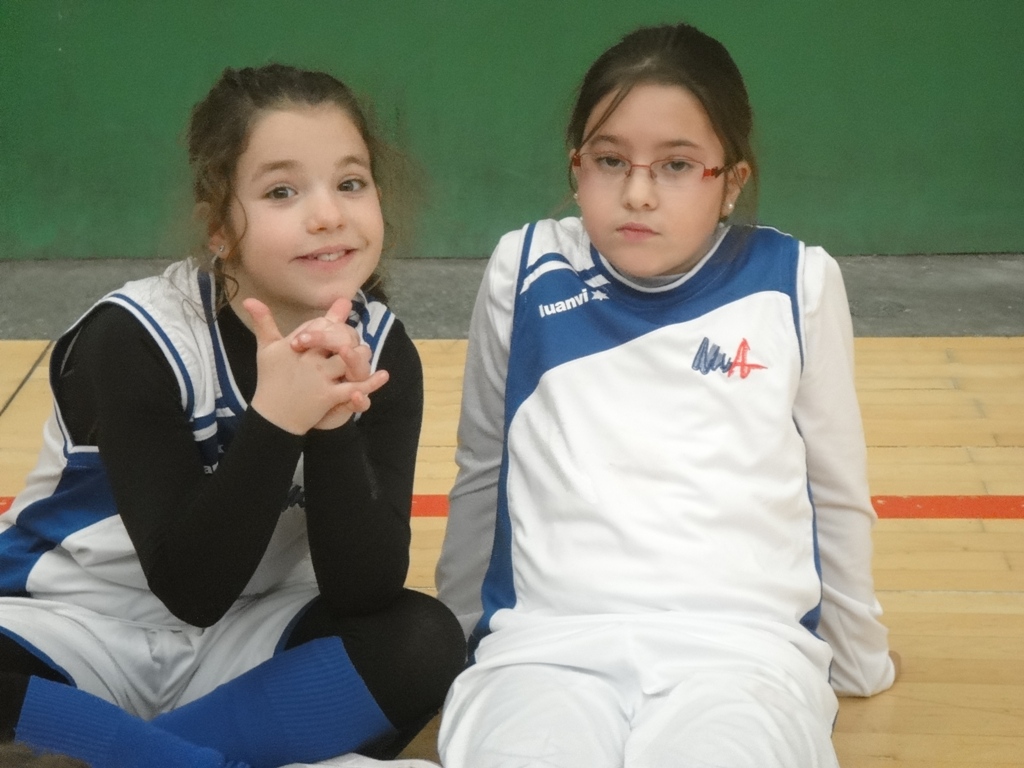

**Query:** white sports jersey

left=437, top=217, right=894, bottom=696
left=0, top=260, right=395, bottom=627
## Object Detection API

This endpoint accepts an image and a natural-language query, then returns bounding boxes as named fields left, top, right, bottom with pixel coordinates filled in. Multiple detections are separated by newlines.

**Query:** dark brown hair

left=187, top=63, right=415, bottom=303
left=566, top=23, right=758, bottom=219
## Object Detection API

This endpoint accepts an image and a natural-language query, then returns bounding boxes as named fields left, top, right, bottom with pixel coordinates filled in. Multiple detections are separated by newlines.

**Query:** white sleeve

left=794, top=246, right=896, bottom=697
left=435, top=229, right=520, bottom=639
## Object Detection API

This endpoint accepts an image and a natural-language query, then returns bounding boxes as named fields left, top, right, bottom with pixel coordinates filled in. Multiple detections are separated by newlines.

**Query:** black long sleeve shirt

left=55, top=301, right=423, bottom=627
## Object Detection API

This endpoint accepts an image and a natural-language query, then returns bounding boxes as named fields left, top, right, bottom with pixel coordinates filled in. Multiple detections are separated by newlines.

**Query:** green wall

left=2, top=0, right=1021, bottom=259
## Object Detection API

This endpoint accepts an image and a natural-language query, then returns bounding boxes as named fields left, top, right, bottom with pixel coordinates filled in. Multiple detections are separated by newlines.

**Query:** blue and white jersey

left=0, top=260, right=394, bottom=626
left=438, top=217, right=894, bottom=696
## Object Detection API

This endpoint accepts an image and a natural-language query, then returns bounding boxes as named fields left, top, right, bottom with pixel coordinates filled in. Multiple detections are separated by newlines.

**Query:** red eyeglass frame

left=571, top=151, right=727, bottom=179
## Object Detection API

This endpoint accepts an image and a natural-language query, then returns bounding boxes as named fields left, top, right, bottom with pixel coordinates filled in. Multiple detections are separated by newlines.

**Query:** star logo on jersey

left=691, top=337, right=767, bottom=379
left=591, top=289, right=609, bottom=301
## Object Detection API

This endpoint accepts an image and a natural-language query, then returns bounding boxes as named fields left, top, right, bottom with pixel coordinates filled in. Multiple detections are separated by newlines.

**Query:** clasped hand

left=243, top=297, right=389, bottom=434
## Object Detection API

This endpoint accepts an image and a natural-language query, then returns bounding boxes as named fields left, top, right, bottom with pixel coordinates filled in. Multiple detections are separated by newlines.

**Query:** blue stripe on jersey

left=198, top=272, right=247, bottom=417
left=193, top=411, right=217, bottom=431
left=353, top=296, right=373, bottom=341
left=800, top=479, right=824, bottom=635
left=195, top=271, right=247, bottom=464
left=0, top=528, right=57, bottom=596
left=0, top=451, right=116, bottom=595
left=468, top=446, right=516, bottom=656
left=352, top=296, right=394, bottom=351
left=468, top=223, right=540, bottom=650
left=107, top=293, right=197, bottom=417
left=523, top=251, right=574, bottom=282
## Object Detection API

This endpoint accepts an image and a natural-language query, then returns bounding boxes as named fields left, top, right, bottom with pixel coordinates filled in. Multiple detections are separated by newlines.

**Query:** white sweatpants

left=438, top=615, right=839, bottom=768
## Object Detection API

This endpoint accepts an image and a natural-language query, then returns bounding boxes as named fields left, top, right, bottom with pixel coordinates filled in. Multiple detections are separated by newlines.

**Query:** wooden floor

left=2, top=337, right=1023, bottom=766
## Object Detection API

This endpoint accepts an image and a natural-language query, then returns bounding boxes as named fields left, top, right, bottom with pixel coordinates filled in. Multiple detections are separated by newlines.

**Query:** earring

left=573, top=192, right=579, bottom=201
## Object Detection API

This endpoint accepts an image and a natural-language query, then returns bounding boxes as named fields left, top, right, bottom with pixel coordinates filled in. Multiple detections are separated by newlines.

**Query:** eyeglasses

left=572, top=151, right=729, bottom=188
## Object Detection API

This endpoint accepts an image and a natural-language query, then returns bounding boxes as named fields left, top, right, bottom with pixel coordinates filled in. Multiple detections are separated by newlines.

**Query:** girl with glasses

left=436, top=22, right=897, bottom=768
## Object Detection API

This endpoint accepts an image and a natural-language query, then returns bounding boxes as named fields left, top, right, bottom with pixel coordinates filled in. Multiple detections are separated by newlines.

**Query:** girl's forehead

left=585, top=83, right=719, bottom=153
left=239, top=104, right=369, bottom=166
left=248, top=103, right=358, bottom=140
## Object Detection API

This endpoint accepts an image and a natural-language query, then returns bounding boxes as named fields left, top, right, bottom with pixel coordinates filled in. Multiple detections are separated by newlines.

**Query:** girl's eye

left=339, top=177, right=370, bottom=193
left=265, top=185, right=296, bottom=200
left=659, top=158, right=697, bottom=175
left=594, top=154, right=628, bottom=170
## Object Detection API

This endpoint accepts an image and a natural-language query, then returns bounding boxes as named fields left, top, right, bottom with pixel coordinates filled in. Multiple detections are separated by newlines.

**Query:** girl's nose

left=621, top=168, right=658, bottom=210
left=307, top=190, right=345, bottom=231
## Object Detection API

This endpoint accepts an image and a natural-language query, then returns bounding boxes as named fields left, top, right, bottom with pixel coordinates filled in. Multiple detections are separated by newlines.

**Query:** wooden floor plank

left=855, top=376, right=958, bottom=391
left=832, top=732, right=1024, bottom=764
left=856, top=363, right=1024, bottom=380
left=879, top=591, right=1024, bottom=615
left=836, top=683, right=1024, bottom=735
left=860, top=401, right=985, bottom=420
left=884, top=612, right=1024, bottom=638
left=0, top=340, right=48, bottom=410
left=857, top=389, right=1004, bottom=405
left=875, top=529, right=1024, bottom=552
left=886, top=637, right=1024, bottom=666
left=875, top=570, right=1024, bottom=591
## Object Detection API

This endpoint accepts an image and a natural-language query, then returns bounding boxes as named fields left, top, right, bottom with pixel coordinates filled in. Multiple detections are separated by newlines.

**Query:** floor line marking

left=4, top=495, right=1024, bottom=519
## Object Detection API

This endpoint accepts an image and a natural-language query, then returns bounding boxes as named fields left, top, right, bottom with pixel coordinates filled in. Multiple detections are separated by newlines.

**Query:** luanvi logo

left=539, top=288, right=595, bottom=318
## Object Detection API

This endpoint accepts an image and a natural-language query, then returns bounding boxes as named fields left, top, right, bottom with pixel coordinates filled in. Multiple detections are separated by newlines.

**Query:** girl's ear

left=722, top=161, right=752, bottom=216
left=569, top=149, right=581, bottom=187
left=193, top=202, right=226, bottom=256
left=207, top=228, right=228, bottom=257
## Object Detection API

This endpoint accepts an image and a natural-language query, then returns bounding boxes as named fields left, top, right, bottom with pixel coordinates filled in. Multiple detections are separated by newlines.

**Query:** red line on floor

left=407, top=495, right=1024, bottom=519
left=411, top=495, right=450, bottom=517
left=871, top=495, right=1024, bottom=519
left=3, top=495, right=1024, bottom=519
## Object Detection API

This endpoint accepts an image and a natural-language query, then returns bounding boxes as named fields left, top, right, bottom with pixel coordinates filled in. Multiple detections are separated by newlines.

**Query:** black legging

left=0, top=638, right=71, bottom=741
left=285, top=588, right=467, bottom=757
left=0, top=589, right=466, bottom=758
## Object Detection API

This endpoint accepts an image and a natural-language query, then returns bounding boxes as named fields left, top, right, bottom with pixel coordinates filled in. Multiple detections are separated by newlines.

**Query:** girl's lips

left=617, top=223, right=656, bottom=240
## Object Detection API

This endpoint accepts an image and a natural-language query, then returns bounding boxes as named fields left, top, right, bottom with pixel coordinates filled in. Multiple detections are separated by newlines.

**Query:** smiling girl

left=0, top=64, right=463, bottom=768
left=436, top=23, right=897, bottom=768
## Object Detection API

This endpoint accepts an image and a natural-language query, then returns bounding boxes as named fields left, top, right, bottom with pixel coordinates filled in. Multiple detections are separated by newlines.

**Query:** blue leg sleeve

left=154, top=636, right=395, bottom=768
left=15, top=676, right=246, bottom=768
